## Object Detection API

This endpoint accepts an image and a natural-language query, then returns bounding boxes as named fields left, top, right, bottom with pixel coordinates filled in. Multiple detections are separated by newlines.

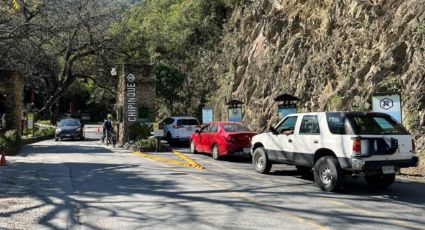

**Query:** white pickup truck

left=251, top=112, right=418, bottom=192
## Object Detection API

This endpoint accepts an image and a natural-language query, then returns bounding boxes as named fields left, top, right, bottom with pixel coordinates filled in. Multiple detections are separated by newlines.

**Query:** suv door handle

left=288, top=139, right=293, bottom=143
left=314, top=140, right=319, bottom=144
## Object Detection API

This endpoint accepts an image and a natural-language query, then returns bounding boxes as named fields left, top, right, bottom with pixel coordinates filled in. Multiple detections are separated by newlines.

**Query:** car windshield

left=177, top=119, right=199, bottom=126
left=59, top=119, right=80, bottom=127
left=222, top=123, right=251, bottom=132
left=348, top=114, right=408, bottom=135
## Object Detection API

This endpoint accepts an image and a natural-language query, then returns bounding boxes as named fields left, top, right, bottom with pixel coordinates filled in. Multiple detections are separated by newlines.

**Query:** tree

left=0, top=0, right=129, bottom=117
left=155, top=64, right=185, bottom=115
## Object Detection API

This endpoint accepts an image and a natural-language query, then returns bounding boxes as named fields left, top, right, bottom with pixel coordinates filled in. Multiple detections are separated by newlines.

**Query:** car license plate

left=382, top=166, right=395, bottom=174
left=243, top=148, right=251, bottom=153
left=186, top=127, right=192, bottom=131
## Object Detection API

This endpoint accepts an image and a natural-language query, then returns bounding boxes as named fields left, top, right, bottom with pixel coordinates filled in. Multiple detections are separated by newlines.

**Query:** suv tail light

left=173, top=125, right=182, bottom=129
left=411, top=139, right=416, bottom=153
left=353, top=139, right=361, bottom=156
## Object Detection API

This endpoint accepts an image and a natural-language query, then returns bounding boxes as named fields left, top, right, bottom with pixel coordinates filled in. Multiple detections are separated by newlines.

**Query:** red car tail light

left=353, top=139, right=361, bottom=156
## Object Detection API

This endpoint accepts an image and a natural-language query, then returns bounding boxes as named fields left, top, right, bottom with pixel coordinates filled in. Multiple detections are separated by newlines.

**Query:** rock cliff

left=203, top=0, right=425, bottom=174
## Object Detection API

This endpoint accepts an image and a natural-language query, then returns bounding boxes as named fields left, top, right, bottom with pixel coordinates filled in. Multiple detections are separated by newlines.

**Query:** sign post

left=27, top=113, right=34, bottom=137
left=226, top=100, right=243, bottom=123
left=372, top=93, right=402, bottom=122
left=153, top=123, right=164, bottom=152
left=202, top=107, right=214, bottom=124
left=275, top=94, right=299, bottom=120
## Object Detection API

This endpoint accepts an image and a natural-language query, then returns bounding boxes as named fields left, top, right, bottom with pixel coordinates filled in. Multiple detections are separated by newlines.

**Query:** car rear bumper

left=343, top=156, right=419, bottom=171
left=56, top=133, right=81, bottom=139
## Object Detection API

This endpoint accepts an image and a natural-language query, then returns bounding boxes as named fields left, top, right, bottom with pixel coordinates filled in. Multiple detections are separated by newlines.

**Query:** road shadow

left=1, top=159, right=425, bottom=229
left=20, top=144, right=113, bottom=156
left=270, top=167, right=425, bottom=206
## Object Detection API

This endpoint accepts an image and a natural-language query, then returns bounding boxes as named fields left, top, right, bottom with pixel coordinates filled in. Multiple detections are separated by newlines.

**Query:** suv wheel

left=252, top=147, right=272, bottom=174
left=190, top=140, right=198, bottom=154
left=314, top=156, right=344, bottom=192
left=212, top=145, right=221, bottom=160
left=365, top=174, right=396, bottom=189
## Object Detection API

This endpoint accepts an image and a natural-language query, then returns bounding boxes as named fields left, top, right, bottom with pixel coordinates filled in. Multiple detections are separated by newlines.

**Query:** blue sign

left=228, top=107, right=242, bottom=122
left=372, top=94, right=402, bottom=122
left=202, top=107, right=213, bottom=124
left=278, top=104, right=297, bottom=119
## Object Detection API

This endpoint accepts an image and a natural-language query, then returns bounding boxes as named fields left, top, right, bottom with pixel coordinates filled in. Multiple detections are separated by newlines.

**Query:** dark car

left=55, top=118, right=85, bottom=141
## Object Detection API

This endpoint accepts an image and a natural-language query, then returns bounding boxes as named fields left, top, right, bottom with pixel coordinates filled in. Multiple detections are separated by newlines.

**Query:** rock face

left=205, top=0, right=425, bottom=173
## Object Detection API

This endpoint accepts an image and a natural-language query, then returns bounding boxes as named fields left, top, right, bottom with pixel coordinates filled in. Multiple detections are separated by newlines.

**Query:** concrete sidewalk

left=0, top=150, right=77, bottom=229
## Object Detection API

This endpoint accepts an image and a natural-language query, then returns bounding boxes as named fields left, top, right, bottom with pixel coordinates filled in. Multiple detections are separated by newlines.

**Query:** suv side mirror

left=269, top=125, right=278, bottom=135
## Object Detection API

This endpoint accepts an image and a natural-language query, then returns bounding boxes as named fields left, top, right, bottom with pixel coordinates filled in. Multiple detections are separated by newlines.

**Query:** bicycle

left=105, top=129, right=116, bottom=147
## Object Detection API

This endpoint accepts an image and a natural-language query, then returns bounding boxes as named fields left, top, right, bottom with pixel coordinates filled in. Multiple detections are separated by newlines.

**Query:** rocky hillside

left=203, top=0, right=425, bottom=174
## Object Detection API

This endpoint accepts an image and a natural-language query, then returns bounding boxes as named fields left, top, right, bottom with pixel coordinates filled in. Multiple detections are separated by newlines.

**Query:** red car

left=190, top=122, right=256, bottom=160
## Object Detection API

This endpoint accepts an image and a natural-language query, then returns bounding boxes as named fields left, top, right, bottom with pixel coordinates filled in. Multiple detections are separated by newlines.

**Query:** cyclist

left=103, top=114, right=113, bottom=144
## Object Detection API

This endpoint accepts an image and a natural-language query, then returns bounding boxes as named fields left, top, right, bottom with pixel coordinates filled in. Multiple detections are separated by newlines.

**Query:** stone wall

left=0, top=70, right=23, bottom=134
left=116, top=64, right=156, bottom=145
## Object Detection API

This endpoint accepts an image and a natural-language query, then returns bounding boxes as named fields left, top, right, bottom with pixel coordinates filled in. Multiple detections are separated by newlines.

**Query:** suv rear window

left=348, top=114, right=408, bottom=135
left=326, top=113, right=347, bottom=134
left=177, top=119, right=199, bottom=126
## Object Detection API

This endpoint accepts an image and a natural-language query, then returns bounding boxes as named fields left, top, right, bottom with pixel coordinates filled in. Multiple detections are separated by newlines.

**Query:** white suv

left=251, top=112, right=418, bottom=192
left=162, top=116, right=200, bottom=145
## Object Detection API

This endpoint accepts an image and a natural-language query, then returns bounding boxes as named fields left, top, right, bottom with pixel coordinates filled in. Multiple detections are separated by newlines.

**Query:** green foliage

left=416, top=23, right=425, bottom=36
left=329, top=95, right=343, bottom=111
left=0, top=130, right=21, bottom=155
left=405, top=110, right=420, bottom=130
left=133, top=138, right=156, bottom=152
left=380, top=73, right=401, bottom=92
left=37, top=120, right=52, bottom=125
left=128, top=123, right=153, bottom=141
left=156, top=64, right=186, bottom=115
left=33, top=127, right=56, bottom=138
left=351, top=102, right=370, bottom=112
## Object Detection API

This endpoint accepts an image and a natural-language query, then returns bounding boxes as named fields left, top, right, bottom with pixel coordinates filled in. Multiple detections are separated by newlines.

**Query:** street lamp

left=111, top=67, right=117, bottom=76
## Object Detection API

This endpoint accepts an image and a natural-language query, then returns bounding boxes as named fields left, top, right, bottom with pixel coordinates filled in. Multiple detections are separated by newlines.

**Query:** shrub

left=37, top=120, right=52, bottom=125
left=34, top=127, right=55, bottom=138
left=133, top=138, right=156, bottom=152
left=127, top=123, right=153, bottom=141
left=0, top=130, right=21, bottom=155
left=328, top=95, right=343, bottom=111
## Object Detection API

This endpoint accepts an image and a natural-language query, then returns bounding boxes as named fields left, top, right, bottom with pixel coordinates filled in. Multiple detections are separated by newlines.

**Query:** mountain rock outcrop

left=203, top=0, right=425, bottom=174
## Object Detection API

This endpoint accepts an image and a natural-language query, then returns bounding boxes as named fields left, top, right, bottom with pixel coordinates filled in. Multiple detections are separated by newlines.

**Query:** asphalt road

left=1, top=125, right=424, bottom=230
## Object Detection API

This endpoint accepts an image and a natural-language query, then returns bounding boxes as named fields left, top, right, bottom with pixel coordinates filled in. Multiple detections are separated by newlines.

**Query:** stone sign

left=126, top=74, right=138, bottom=122
left=116, top=64, right=156, bottom=145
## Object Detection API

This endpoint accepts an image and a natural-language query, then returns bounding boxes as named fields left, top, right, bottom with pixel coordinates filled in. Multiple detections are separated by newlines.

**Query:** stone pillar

left=116, top=64, right=156, bottom=146
left=0, top=70, right=23, bottom=135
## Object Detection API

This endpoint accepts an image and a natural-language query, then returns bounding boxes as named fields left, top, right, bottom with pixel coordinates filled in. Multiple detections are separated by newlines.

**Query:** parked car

left=190, top=122, right=256, bottom=160
left=162, top=116, right=200, bottom=145
left=55, top=118, right=85, bottom=141
left=251, top=112, right=418, bottom=192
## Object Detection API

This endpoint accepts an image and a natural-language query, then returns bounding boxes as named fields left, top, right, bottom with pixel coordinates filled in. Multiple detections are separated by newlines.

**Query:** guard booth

left=275, top=94, right=299, bottom=120
left=226, top=100, right=243, bottom=122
